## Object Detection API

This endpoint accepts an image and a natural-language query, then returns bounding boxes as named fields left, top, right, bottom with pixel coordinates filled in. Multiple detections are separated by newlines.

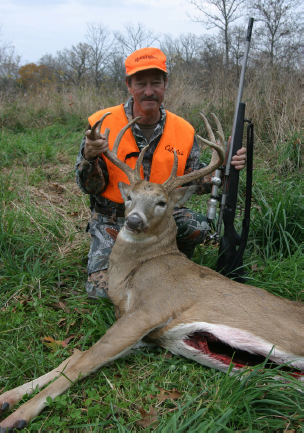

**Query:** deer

left=0, top=113, right=303, bottom=431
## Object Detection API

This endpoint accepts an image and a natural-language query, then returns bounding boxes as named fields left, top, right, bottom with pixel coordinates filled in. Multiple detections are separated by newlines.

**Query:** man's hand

left=84, top=130, right=109, bottom=160
left=231, top=147, right=246, bottom=171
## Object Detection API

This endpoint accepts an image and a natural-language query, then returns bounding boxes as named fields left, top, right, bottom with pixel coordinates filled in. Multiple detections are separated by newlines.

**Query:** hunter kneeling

left=75, top=47, right=247, bottom=299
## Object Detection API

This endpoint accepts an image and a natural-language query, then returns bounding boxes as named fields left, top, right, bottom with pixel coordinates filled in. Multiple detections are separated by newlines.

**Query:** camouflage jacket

left=75, top=98, right=212, bottom=210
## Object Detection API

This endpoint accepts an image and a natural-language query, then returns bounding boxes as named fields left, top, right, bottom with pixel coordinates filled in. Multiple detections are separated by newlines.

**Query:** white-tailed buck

left=0, top=114, right=303, bottom=431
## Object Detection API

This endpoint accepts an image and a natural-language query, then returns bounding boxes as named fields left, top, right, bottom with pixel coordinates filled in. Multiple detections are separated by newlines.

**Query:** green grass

left=0, top=120, right=303, bottom=431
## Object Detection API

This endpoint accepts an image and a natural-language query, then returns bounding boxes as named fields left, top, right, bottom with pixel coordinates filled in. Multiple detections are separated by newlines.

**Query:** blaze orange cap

left=125, top=47, right=167, bottom=76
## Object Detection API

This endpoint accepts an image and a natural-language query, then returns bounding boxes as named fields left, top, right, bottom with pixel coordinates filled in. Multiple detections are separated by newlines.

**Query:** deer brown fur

left=0, top=114, right=303, bottom=431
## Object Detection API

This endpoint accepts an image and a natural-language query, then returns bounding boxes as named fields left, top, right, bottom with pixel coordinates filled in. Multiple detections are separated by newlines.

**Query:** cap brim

left=126, top=65, right=167, bottom=76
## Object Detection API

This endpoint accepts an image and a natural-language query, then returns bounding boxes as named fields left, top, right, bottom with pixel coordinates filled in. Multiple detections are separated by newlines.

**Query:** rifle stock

left=216, top=102, right=245, bottom=277
left=216, top=119, right=254, bottom=280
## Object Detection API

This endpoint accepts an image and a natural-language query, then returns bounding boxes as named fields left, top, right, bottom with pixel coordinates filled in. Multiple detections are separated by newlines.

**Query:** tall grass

left=250, top=182, right=303, bottom=259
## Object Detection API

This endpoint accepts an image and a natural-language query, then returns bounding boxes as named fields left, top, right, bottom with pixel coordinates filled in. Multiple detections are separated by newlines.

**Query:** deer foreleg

left=0, top=312, right=167, bottom=431
left=0, top=349, right=82, bottom=414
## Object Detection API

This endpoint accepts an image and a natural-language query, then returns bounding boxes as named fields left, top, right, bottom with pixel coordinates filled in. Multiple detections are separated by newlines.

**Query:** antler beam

left=89, top=112, right=225, bottom=191
left=89, top=113, right=142, bottom=184
left=162, top=113, right=225, bottom=192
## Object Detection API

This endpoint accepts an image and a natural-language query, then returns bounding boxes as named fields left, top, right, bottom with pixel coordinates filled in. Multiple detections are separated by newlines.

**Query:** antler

left=92, top=112, right=225, bottom=190
left=162, top=113, right=225, bottom=193
left=91, top=113, right=142, bottom=184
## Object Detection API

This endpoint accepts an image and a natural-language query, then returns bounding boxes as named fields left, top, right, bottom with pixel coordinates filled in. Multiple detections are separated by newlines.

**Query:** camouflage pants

left=85, top=208, right=210, bottom=298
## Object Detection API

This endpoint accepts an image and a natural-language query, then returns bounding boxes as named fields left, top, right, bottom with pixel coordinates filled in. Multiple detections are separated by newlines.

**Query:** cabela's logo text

left=165, top=145, right=184, bottom=156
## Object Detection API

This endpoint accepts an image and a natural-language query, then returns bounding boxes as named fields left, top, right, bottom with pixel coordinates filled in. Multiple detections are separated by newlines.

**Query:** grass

left=0, top=101, right=303, bottom=431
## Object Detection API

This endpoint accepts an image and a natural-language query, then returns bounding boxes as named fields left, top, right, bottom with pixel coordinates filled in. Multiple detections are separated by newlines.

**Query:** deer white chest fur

left=0, top=113, right=303, bottom=431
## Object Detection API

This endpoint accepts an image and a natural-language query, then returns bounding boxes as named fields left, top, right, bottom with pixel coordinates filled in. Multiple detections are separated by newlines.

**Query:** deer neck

left=109, top=215, right=178, bottom=287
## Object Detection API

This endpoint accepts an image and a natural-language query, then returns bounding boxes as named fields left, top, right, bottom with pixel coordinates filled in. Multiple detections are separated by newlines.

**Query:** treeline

left=0, top=0, right=301, bottom=93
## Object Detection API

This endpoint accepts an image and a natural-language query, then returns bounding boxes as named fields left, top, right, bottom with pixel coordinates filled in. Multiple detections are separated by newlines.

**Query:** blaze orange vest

left=88, top=104, right=195, bottom=203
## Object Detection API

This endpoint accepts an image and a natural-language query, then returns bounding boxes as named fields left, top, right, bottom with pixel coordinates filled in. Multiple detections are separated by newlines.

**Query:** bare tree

left=188, top=0, right=246, bottom=65
left=114, top=22, right=159, bottom=56
left=161, top=33, right=203, bottom=77
left=86, top=23, right=114, bottom=89
left=39, top=53, right=66, bottom=84
left=0, top=43, right=21, bottom=79
left=106, top=53, right=125, bottom=87
left=57, top=43, right=91, bottom=85
left=247, top=0, right=301, bottom=67
left=228, top=25, right=245, bottom=74
left=0, top=26, right=21, bottom=88
left=40, top=25, right=114, bottom=89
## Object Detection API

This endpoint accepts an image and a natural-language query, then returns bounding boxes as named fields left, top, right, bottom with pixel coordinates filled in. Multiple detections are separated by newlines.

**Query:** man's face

left=126, top=69, right=168, bottom=118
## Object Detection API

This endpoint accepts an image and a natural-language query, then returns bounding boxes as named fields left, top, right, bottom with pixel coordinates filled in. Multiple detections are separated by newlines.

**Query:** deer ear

left=118, top=182, right=131, bottom=202
left=171, top=185, right=196, bottom=208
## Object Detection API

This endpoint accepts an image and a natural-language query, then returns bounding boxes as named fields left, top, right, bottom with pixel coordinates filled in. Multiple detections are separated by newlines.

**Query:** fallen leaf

left=66, top=320, right=76, bottom=334
left=74, top=307, right=91, bottom=314
left=105, top=405, right=123, bottom=420
left=251, top=263, right=264, bottom=273
left=42, top=336, right=59, bottom=351
left=56, top=281, right=67, bottom=288
left=12, top=297, right=33, bottom=312
left=42, top=334, right=77, bottom=351
left=58, top=318, right=66, bottom=327
left=62, top=334, right=77, bottom=346
left=136, top=406, right=158, bottom=428
left=52, top=300, right=70, bottom=313
left=80, top=308, right=91, bottom=314
left=161, top=351, right=173, bottom=359
left=156, top=387, right=183, bottom=404
left=51, top=182, right=65, bottom=193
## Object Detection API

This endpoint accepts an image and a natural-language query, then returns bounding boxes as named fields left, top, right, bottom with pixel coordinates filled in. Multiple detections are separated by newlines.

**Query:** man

left=75, top=47, right=246, bottom=299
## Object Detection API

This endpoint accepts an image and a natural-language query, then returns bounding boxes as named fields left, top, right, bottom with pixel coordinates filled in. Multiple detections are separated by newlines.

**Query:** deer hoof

left=17, top=420, right=27, bottom=430
left=0, top=419, right=27, bottom=432
left=1, top=402, right=9, bottom=412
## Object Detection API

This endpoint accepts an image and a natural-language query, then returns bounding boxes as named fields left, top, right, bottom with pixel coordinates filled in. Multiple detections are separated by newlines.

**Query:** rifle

left=207, top=18, right=254, bottom=282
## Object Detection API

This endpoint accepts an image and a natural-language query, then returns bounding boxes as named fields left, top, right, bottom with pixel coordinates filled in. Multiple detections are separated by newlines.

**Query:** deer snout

left=125, top=213, right=145, bottom=233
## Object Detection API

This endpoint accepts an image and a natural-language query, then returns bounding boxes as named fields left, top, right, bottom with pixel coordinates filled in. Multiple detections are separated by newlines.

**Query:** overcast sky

left=0, top=0, right=209, bottom=64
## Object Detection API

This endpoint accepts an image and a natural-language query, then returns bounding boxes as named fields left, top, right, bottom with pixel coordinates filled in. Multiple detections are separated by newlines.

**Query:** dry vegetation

left=1, top=64, right=301, bottom=152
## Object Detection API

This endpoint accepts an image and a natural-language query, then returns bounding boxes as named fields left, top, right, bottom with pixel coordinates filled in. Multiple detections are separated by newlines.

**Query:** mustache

left=140, top=95, right=159, bottom=102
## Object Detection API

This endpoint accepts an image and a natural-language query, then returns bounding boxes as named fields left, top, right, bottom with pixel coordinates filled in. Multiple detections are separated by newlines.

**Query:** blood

left=184, top=331, right=304, bottom=376
left=184, top=332, right=248, bottom=368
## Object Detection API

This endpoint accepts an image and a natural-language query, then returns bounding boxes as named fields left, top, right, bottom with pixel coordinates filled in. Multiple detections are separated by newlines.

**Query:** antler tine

left=211, top=112, right=224, bottom=142
left=134, top=145, right=149, bottom=181
left=163, top=113, right=225, bottom=193
left=200, top=112, right=215, bottom=143
left=162, top=150, right=179, bottom=189
left=103, top=116, right=142, bottom=184
left=88, top=112, right=111, bottom=140
left=112, top=116, right=142, bottom=155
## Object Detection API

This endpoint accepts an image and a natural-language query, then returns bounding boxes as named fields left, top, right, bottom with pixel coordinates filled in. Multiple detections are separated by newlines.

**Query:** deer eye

left=156, top=201, right=166, bottom=207
left=127, top=195, right=132, bottom=201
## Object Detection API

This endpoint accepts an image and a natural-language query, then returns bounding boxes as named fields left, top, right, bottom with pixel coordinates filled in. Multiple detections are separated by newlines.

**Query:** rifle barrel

left=216, top=18, right=254, bottom=238
left=225, top=17, right=254, bottom=177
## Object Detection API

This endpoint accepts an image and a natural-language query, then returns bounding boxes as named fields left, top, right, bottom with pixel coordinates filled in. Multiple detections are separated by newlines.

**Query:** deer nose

left=125, top=213, right=144, bottom=231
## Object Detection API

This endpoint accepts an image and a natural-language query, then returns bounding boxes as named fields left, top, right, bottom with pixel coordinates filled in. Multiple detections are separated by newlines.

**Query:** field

left=0, top=74, right=303, bottom=431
